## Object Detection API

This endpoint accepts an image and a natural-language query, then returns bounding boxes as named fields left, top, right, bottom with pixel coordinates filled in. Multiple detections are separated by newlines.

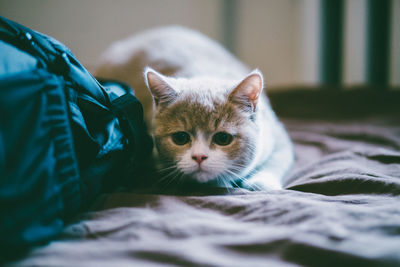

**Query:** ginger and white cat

left=96, top=26, right=293, bottom=190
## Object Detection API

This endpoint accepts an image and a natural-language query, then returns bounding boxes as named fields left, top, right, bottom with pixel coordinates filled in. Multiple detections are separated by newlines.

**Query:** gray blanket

left=10, top=89, right=400, bottom=266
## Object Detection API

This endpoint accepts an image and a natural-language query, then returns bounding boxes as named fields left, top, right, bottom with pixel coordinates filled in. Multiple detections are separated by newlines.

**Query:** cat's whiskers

left=157, top=168, right=180, bottom=183
left=157, top=168, right=184, bottom=191
left=218, top=175, right=230, bottom=188
left=219, top=169, right=241, bottom=186
left=224, top=168, right=262, bottom=191
left=231, top=160, right=255, bottom=168
left=156, top=164, right=177, bottom=173
left=217, top=171, right=249, bottom=194
left=176, top=172, right=187, bottom=187
left=215, top=175, right=234, bottom=194
left=228, top=176, right=240, bottom=188
left=163, top=171, right=183, bottom=189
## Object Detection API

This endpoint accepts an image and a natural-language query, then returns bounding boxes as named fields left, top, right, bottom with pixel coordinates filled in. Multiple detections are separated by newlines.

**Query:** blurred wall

left=0, top=0, right=222, bottom=71
left=0, top=0, right=398, bottom=88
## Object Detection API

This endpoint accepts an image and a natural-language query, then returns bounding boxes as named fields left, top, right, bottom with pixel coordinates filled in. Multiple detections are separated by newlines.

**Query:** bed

left=8, top=88, right=400, bottom=266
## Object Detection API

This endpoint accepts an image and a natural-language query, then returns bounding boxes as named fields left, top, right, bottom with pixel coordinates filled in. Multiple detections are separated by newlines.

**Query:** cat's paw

left=242, top=171, right=283, bottom=191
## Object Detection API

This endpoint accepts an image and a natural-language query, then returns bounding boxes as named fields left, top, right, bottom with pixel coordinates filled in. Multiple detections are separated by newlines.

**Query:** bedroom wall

left=0, top=0, right=222, bottom=72
left=0, top=0, right=398, bottom=88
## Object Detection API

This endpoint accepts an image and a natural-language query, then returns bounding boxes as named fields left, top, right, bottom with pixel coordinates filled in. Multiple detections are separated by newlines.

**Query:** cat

left=96, top=26, right=293, bottom=190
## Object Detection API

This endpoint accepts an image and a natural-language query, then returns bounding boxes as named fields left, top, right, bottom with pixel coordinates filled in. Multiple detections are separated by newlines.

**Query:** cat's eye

left=213, top=132, right=233, bottom=146
left=171, top=131, right=190, bottom=145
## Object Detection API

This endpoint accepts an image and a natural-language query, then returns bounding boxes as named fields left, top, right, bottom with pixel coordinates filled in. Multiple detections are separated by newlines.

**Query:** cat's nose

left=192, top=154, right=208, bottom=164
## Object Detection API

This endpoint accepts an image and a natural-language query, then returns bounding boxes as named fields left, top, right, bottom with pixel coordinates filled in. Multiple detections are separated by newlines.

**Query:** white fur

left=177, top=133, right=229, bottom=183
left=96, top=26, right=294, bottom=190
left=96, top=26, right=249, bottom=124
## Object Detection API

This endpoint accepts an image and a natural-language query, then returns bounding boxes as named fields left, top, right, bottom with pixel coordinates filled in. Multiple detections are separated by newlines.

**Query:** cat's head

left=144, top=67, right=266, bottom=185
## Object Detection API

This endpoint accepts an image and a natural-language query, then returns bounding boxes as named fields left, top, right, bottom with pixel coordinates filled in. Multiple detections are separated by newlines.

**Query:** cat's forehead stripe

left=156, top=98, right=245, bottom=135
left=181, top=101, right=229, bottom=133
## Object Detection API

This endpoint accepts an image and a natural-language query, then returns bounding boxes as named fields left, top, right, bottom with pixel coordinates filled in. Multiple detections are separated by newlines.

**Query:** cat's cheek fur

left=233, top=136, right=256, bottom=170
left=154, top=136, right=181, bottom=163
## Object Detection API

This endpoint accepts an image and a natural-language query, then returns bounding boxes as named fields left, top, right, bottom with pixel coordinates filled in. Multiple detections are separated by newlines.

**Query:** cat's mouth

left=189, top=169, right=216, bottom=183
left=177, top=159, right=220, bottom=183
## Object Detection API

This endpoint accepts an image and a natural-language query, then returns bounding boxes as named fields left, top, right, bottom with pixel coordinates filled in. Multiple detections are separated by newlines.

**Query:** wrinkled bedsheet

left=9, top=89, right=400, bottom=266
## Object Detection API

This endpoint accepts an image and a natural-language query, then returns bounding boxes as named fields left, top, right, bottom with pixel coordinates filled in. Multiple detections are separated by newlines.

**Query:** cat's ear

left=144, top=67, right=177, bottom=107
left=229, top=69, right=264, bottom=112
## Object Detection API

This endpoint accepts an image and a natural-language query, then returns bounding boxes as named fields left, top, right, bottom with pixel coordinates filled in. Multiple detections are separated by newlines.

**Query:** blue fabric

left=0, top=68, right=80, bottom=251
left=0, top=16, right=152, bottom=260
